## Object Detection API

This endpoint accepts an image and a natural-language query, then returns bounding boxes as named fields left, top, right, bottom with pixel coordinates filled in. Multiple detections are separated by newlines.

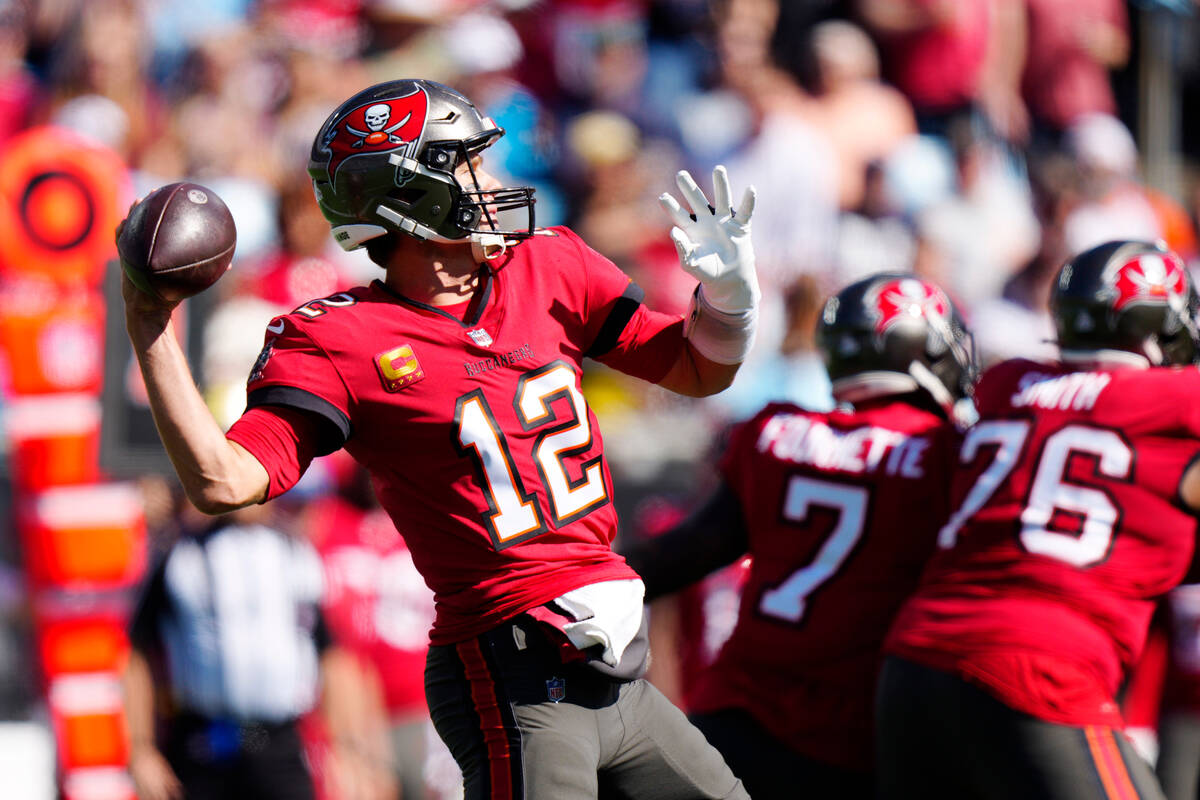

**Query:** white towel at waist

left=552, top=578, right=646, bottom=668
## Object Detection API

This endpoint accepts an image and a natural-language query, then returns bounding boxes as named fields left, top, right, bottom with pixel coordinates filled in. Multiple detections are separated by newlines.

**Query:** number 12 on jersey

left=455, top=362, right=610, bottom=549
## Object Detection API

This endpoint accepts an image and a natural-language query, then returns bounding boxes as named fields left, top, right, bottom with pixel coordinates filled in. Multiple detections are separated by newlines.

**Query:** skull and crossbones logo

left=345, top=103, right=413, bottom=149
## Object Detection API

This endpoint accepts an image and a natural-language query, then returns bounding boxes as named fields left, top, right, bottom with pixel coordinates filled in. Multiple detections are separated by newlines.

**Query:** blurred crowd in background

left=1, top=0, right=1200, bottom=797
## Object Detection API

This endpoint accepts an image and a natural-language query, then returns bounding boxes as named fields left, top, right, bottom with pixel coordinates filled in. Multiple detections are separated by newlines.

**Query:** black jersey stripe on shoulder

left=586, top=281, right=645, bottom=359
left=246, top=386, right=351, bottom=455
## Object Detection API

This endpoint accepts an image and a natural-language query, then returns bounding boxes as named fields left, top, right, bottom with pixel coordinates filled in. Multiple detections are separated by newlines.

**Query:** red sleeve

left=595, top=305, right=686, bottom=384
left=226, top=406, right=322, bottom=501
left=550, top=226, right=688, bottom=384
left=559, top=227, right=637, bottom=337
left=245, top=318, right=352, bottom=451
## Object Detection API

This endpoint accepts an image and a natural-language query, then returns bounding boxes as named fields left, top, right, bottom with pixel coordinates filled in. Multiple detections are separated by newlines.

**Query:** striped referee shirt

left=129, top=522, right=330, bottom=723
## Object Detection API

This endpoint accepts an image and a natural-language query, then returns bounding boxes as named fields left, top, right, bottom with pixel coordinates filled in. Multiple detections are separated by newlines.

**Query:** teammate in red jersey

left=624, top=273, right=976, bottom=798
left=120, top=79, right=757, bottom=799
left=878, top=240, right=1200, bottom=800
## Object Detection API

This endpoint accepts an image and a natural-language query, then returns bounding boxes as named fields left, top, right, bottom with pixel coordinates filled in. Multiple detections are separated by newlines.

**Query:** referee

left=122, top=504, right=336, bottom=800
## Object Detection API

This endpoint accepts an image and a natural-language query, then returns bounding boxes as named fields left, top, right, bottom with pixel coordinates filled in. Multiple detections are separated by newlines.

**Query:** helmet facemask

left=382, top=131, right=536, bottom=246
left=1161, top=282, right=1200, bottom=365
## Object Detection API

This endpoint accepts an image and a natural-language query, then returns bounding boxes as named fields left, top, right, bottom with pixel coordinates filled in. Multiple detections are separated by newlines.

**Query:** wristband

left=684, top=286, right=757, bottom=365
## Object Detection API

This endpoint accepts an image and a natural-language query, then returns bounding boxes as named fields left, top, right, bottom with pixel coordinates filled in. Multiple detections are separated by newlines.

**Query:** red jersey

left=689, top=399, right=958, bottom=769
left=677, top=559, right=751, bottom=712
left=309, top=496, right=433, bottom=717
left=887, top=358, right=1200, bottom=726
left=228, top=227, right=678, bottom=644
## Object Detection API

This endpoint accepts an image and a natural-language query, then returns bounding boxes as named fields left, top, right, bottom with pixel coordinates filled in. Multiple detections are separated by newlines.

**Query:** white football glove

left=658, top=165, right=758, bottom=316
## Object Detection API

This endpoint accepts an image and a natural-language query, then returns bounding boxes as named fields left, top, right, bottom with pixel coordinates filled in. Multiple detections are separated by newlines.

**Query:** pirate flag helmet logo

left=1109, top=249, right=1189, bottom=312
left=866, top=277, right=951, bottom=340
left=319, top=88, right=428, bottom=187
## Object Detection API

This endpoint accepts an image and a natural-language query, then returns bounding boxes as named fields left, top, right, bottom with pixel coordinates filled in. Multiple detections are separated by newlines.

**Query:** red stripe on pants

left=1085, top=726, right=1139, bottom=800
left=457, top=638, right=515, bottom=800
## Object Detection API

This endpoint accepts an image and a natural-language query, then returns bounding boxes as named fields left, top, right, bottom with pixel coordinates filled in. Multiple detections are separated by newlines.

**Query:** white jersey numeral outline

left=758, top=475, right=870, bottom=623
left=1019, top=425, right=1132, bottom=567
left=937, top=419, right=1030, bottom=549
left=940, top=420, right=1132, bottom=568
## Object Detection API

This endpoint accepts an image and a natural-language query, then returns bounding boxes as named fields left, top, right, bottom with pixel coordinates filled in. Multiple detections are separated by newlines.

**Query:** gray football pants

left=1156, top=711, right=1200, bottom=800
left=425, top=615, right=749, bottom=800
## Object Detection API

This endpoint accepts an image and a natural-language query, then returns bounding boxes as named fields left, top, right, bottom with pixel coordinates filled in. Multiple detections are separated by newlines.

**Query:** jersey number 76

left=937, top=420, right=1132, bottom=567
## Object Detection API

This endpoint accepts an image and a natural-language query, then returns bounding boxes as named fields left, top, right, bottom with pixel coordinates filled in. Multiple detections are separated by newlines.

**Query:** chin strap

left=908, top=360, right=957, bottom=413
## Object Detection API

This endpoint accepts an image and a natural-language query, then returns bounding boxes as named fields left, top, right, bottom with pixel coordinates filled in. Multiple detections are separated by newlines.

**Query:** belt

left=171, top=710, right=299, bottom=761
left=473, top=615, right=624, bottom=709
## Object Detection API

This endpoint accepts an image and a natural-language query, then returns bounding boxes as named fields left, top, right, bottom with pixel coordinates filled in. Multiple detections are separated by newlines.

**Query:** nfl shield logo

left=546, top=677, right=566, bottom=703
left=467, top=328, right=493, bottom=347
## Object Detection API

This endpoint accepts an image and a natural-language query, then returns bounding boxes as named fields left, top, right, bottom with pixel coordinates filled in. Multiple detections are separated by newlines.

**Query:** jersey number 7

left=758, top=476, right=870, bottom=624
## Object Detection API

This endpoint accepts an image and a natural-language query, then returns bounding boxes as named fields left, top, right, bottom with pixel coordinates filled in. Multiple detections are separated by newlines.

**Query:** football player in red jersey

left=878, top=240, right=1200, bottom=800
left=624, top=273, right=976, bottom=798
left=120, top=79, right=756, bottom=799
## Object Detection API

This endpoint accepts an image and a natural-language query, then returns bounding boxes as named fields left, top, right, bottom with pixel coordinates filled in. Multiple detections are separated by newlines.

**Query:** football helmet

left=308, top=79, right=535, bottom=254
left=1052, top=240, right=1200, bottom=366
left=817, top=273, right=976, bottom=412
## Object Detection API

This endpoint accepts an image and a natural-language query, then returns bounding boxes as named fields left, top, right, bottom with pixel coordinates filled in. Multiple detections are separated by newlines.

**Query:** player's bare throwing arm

left=121, top=79, right=754, bottom=799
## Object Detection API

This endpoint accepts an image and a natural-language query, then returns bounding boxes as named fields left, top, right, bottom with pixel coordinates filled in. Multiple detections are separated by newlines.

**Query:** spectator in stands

left=39, top=0, right=168, bottom=165
left=916, top=116, right=1042, bottom=310
left=802, top=18, right=917, bottom=211
left=710, top=0, right=840, bottom=360
left=0, top=4, right=40, bottom=146
left=1021, top=0, right=1129, bottom=149
left=1061, top=112, right=1163, bottom=256
left=857, top=0, right=1028, bottom=143
left=968, top=143, right=1080, bottom=366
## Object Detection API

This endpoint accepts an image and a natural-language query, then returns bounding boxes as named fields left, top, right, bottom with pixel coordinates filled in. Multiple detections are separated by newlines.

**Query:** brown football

left=117, top=182, right=236, bottom=302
